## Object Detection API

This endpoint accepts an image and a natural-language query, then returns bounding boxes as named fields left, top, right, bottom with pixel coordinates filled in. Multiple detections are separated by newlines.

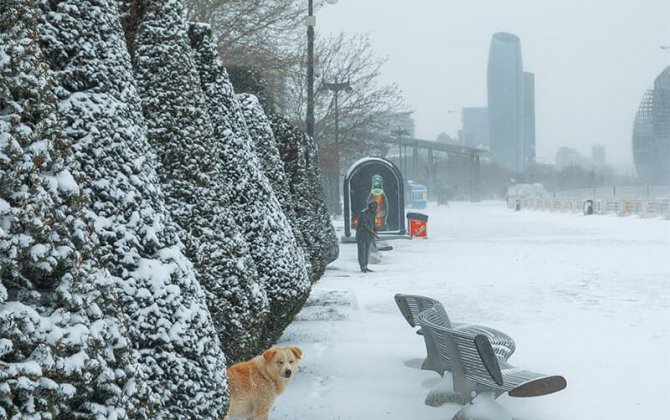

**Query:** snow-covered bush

left=237, top=93, right=312, bottom=276
left=270, top=115, right=339, bottom=279
left=1, top=2, right=141, bottom=416
left=186, top=22, right=310, bottom=345
left=303, top=124, right=340, bottom=269
left=126, top=1, right=269, bottom=364
left=36, top=0, right=228, bottom=416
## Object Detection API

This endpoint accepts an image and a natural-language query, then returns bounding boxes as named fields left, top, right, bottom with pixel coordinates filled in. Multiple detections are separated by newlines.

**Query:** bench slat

left=453, top=323, right=516, bottom=356
left=394, top=294, right=444, bottom=328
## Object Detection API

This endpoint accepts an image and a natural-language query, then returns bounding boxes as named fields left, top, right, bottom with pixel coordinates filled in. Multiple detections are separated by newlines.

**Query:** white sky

left=317, top=0, right=670, bottom=166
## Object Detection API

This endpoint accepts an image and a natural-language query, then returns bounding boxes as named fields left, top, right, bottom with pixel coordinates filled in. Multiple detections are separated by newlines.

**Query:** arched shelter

left=343, top=157, right=406, bottom=238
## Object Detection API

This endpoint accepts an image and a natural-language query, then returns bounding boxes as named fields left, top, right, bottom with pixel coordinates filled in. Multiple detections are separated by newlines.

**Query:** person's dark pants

left=357, top=238, right=371, bottom=271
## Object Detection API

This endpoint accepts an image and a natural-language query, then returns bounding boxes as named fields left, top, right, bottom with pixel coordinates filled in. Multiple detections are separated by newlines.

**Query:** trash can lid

left=406, top=212, right=428, bottom=221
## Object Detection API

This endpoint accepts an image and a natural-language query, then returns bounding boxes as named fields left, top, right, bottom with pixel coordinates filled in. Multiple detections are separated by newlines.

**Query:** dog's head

left=262, top=347, right=302, bottom=380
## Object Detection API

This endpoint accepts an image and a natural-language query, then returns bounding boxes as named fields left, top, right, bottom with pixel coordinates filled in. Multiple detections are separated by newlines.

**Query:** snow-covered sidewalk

left=274, top=201, right=670, bottom=419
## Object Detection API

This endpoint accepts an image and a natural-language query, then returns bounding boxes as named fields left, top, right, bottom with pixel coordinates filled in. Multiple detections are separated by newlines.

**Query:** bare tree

left=185, top=2, right=408, bottom=162
left=284, top=33, right=407, bottom=164
left=185, top=0, right=303, bottom=77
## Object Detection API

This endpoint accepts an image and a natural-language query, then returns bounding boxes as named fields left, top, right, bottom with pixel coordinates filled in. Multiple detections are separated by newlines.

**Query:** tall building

left=523, top=72, right=536, bottom=165
left=592, top=144, right=606, bottom=167
left=487, top=32, right=525, bottom=172
left=633, top=89, right=655, bottom=180
left=633, top=66, right=670, bottom=184
left=462, top=107, right=489, bottom=149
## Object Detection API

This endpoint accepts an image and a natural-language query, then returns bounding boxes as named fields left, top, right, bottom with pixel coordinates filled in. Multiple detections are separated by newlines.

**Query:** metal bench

left=417, top=305, right=567, bottom=406
left=394, top=294, right=516, bottom=375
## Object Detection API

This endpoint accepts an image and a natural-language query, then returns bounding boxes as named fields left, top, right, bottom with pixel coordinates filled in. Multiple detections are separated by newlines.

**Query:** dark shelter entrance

left=343, top=157, right=406, bottom=238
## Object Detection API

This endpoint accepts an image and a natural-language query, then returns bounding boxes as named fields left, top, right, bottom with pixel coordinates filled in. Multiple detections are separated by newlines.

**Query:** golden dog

left=224, top=347, right=302, bottom=420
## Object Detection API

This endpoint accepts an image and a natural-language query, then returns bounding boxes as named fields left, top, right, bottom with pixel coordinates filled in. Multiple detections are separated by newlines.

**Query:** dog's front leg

left=249, top=404, right=271, bottom=420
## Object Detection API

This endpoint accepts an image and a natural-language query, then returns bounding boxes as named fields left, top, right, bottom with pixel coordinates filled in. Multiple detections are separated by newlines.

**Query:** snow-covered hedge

left=237, top=94, right=314, bottom=276
left=2, top=0, right=337, bottom=417
left=1, top=2, right=141, bottom=417
left=271, top=115, right=340, bottom=279
left=186, top=22, right=310, bottom=345
left=36, top=0, right=228, bottom=416
left=127, top=1, right=269, bottom=364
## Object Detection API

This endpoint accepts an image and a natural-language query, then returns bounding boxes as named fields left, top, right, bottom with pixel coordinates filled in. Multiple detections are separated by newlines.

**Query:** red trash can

left=406, top=212, right=428, bottom=238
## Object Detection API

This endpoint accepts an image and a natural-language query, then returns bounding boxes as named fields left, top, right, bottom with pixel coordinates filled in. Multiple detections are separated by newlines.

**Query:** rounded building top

left=654, top=66, right=670, bottom=90
left=492, top=32, right=520, bottom=43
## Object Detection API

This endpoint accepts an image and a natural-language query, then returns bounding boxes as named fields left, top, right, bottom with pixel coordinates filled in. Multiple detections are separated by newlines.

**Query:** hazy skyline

left=318, top=0, right=670, bottom=167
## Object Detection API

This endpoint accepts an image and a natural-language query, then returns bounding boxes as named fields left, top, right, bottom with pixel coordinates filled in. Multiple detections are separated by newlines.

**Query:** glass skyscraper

left=633, top=66, right=670, bottom=184
left=462, top=107, right=489, bottom=149
left=487, top=32, right=525, bottom=172
left=523, top=72, right=536, bottom=166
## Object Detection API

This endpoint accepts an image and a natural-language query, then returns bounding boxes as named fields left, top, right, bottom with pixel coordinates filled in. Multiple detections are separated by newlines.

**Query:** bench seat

left=418, top=305, right=567, bottom=403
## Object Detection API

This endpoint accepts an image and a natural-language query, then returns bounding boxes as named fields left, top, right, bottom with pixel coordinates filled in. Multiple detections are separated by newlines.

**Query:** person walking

left=356, top=201, right=378, bottom=273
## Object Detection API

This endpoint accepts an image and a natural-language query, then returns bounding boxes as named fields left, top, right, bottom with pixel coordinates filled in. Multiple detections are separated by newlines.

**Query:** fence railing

left=507, top=186, right=670, bottom=220
left=551, top=186, right=670, bottom=201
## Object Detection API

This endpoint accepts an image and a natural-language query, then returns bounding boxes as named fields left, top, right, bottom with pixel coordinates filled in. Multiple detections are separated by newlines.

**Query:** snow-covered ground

left=274, top=201, right=670, bottom=419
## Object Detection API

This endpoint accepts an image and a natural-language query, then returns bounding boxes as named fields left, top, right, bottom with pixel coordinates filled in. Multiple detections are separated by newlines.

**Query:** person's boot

left=365, top=267, right=374, bottom=272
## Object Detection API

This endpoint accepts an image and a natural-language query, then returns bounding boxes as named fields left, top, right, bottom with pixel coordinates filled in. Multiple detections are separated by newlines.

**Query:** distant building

left=462, top=107, right=489, bottom=149
left=592, top=144, right=606, bottom=167
left=487, top=33, right=535, bottom=172
left=633, top=66, right=670, bottom=184
left=556, top=147, right=584, bottom=170
left=555, top=145, right=607, bottom=171
left=633, top=90, right=656, bottom=180
left=523, top=72, right=536, bottom=165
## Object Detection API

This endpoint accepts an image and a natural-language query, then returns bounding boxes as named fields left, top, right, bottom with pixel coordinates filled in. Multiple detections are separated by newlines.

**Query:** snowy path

left=273, top=201, right=670, bottom=419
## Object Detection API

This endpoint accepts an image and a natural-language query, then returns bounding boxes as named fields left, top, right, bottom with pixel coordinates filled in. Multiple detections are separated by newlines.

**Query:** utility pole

left=306, top=0, right=339, bottom=138
left=391, top=128, right=409, bottom=175
left=323, top=80, right=352, bottom=216
left=306, top=0, right=316, bottom=138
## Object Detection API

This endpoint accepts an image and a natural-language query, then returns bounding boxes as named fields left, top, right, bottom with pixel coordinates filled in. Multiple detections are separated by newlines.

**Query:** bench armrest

left=474, top=335, right=503, bottom=386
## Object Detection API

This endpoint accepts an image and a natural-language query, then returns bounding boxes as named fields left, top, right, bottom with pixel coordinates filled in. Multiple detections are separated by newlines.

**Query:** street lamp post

left=412, top=138, right=418, bottom=181
left=323, top=80, right=352, bottom=215
left=399, top=136, right=403, bottom=174
left=306, top=0, right=339, bottom=138
left=391, top=128, right=409, bottom=175
left=306, top=0, right=316, bottom=138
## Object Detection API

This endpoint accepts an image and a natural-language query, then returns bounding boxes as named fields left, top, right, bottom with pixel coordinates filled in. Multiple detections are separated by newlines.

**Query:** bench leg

left=425, top=390, right=468, bottom=407
left=421, top=356, right=444, bottom=376
left=424, top=374, right=468, bottom=407
left=452, top=392, right=512, bottom=420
